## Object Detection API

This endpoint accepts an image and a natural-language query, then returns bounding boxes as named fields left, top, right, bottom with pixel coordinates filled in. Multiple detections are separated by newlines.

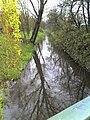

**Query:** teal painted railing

left=48, top=96, right=90, bottom=120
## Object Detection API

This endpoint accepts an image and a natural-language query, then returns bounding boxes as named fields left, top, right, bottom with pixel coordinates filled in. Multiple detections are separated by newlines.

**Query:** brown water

left=3, top=35, right=90, bottom=120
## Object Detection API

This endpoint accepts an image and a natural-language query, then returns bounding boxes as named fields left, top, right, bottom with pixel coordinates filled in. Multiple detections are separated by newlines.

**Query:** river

left=3, top=35, right=90, bottom=120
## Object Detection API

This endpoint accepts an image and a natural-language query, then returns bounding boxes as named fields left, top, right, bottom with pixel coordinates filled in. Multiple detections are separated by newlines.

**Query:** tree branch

left=44, top=0, right=48, bottom=5
left=29, top=0, right=38, bottom=16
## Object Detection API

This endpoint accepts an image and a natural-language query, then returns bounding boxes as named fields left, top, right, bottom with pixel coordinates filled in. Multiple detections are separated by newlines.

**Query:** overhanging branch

left=29, top=0, right=38, bottom=16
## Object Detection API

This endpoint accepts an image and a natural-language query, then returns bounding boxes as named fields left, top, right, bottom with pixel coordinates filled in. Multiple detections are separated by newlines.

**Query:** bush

left=49, top=21, right=90, bottom=70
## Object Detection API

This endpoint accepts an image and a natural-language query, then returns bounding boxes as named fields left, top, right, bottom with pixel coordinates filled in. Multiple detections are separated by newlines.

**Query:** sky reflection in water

left=4, top=36, right=90, bottom=120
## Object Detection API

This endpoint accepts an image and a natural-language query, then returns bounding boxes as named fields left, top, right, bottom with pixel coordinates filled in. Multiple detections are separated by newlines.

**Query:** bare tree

left=29, top=0, right=48, bottom=43
left=58, top=0, right=90, bottom=31
left=87, top=0, right=90, bottom=26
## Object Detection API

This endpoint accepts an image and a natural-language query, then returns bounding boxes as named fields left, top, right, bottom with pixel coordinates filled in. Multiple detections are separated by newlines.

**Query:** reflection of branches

left=53, top=47, right=90, bottom=104
left=76, top=82, right=85, bottom=101
left=37, top=44, right=45, bottom=64
left=7, top=37, right=90, bottom=120
left=28, top=86, right=43, bottom=119
left=33, top=72, right=38, bottom=81
left=32, top=51, right=57, bottom=118
left=10, top=50, right=58, bottom=120
left=22, top=86, right=41, bottom=111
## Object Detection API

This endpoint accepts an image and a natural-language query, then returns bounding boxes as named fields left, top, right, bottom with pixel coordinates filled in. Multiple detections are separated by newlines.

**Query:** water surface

left=4, top=35, right=90, bottom=120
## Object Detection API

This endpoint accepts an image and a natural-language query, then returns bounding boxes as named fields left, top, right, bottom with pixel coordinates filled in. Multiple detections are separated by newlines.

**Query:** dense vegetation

left=0, top=30, right=45, bottom=80
left=47, top=0, right=90, bottom=71
left=0, top=0, right=46, bottom=119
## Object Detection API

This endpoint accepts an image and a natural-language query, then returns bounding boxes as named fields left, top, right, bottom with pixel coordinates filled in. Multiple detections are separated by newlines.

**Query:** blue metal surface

left=48, top=96, right=90, bottom=120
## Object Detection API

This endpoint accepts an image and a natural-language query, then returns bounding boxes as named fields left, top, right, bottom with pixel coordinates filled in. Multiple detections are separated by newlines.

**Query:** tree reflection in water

left=4, top=36, right=90, bottom=120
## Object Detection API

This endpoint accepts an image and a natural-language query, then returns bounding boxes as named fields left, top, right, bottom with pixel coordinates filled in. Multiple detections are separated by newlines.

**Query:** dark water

left=4, top=36, right=90, bottom=120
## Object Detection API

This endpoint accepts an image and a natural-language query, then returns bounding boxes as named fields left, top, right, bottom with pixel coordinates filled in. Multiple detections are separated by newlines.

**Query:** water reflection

left=4, top=36, right=90, bottom=120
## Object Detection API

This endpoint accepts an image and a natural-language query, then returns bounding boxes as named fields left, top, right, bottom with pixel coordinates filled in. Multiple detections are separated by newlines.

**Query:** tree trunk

left=30, top=3, right=44, bottom=43
left=81, top=0, right=88, bottom=32
left=87, top=1, right=90, bottom=26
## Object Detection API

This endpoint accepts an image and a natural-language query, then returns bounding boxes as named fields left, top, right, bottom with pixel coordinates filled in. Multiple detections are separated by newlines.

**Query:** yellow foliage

left=0, top=0, right=22, bottom=119
left=1, top=0, right=22, bottom=71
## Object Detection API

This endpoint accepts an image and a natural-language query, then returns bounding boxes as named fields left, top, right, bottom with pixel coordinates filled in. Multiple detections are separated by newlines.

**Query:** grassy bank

left=0, top=29, right=45, bottom=120
left=21, top=29, right=45, bottom=43
left=21, top=29, right=45, bottom=67
left=0, top=29, right=45, bottom=80
left=48, top=26, right=90, bottom=71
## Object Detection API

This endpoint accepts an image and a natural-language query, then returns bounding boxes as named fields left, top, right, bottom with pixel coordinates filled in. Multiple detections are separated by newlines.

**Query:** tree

left=18, top=0, right=32, bottom=38
left=0, top=0, right=22, bottom=119
left=18, top=0, right=48, bottom=42
left=68, top=0, right=90, bottom=31
left=29, top=0, right=48, bottom=43
left=47, top=9, right=60, bottom=32
left=1, top=0, right=22, bottom=80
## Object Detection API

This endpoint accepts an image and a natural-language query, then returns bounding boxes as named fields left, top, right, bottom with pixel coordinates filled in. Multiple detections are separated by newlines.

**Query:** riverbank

left=14, top=30, right=45, bottom=79
left=48, top=29, right=90, bottom=72
left=21, top=30, right=45, bottom=68
left=0, top=29, right=45, bottom=80
left=3, top=35, right=90, bottom=120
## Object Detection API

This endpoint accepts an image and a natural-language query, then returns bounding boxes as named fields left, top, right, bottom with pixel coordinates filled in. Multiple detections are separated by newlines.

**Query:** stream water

left=4, top=35, right=90, bottom=120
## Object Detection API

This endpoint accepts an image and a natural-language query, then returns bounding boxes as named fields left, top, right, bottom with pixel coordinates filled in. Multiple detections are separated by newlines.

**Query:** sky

left=43, top=0, right=59, bottom=19
left=45, top=0, right=59, bottom=11
left=24, top=0, right=59, bottom=20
